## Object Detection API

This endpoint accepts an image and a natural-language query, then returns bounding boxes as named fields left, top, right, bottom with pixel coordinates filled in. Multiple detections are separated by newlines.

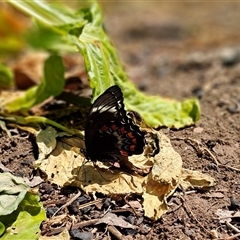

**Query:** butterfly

left=84, top=85, right=146, bottom=163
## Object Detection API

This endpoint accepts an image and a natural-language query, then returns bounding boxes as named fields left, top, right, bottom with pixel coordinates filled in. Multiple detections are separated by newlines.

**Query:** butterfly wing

left=85, top=85, right=145, bottom=162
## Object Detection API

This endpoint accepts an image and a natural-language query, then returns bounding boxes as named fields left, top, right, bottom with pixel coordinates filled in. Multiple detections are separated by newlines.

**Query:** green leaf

left=0, top=222, right=5, bottom=237
left=0, top=120, right=12, bottom=137
left=0, top=172, right=29, bottom=216
left=125, top=92, right=200, bottom=128
left=8, top=1, right=200, bottom=128
left=0, top=64, right=14, bottom=88
left=74, top=4, right=200, bottom=128
left=5, top=55, right=65, bottom=112
left=26, top=24, right=77, bottom=53
left=0, top=192, right=46, bottom=240
left=0, top=173, right=46, bottom=239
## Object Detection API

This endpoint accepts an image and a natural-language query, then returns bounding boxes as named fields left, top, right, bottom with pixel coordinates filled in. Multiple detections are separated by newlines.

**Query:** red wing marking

left=111, top=124, right=118, bottom=131
left=120, top=150, right=129, bottom=156
left=130, top=145, right=136, bottom=152
left=101, top=125, right=108, bottom=132
left=127, top=131, right=134, bottom=138
left=132, top=138, right=137, bottom=144
left=120, top=127, right=127, bottom=134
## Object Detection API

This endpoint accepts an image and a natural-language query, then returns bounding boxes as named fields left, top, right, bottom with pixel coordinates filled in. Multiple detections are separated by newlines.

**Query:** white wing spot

left=92, top=106, right=116, bottom=114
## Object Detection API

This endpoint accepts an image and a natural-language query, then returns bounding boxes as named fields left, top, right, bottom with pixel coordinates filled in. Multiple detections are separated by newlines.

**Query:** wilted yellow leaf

left=36, top=136, right=84, bottom=185
left=37, top=130, right=215, bottom=220
left=180, top=168, right=216, bottom=190
left=142, top=132, right=182, bottom=219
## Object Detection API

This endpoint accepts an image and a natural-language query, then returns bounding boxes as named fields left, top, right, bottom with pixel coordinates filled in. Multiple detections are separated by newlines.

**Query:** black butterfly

left=84, top=85, right=146, bottom=163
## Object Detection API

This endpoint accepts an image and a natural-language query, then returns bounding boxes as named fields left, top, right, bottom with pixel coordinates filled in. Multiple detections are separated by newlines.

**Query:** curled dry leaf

left=142, top=131, right=182, bottom=219
left=37, top=130, right=215, bottom=220
left=36, top=136, right=84, bottom=185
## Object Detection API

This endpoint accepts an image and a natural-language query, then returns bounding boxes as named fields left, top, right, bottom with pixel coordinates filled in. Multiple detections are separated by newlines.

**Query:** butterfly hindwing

left=85, top=85, right=145, bottom=162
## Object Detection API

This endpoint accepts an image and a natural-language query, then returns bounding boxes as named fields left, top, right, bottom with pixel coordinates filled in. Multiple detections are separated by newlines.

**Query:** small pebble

left=70, top=230, right=93, bottom=240
left=220, top=48, right=240, bottom=66
left=46, top=207, right=58, bottom=218
left=126, top=215, right=135, bottom=224
left=77, top=196, right=89, bottom=204
left=230, top=197, right=240, bottom=210
left=102, top=198, right=112, bottom=209
left=124, top=228, right=138, bottom=236
left=227, top=103, right=239, bottom=114
left=192, top=87, right=204, bottom=99
left=68, top=200, right=80, bottom=214
left=185, top=229, right=195, bottom=237
left=193, top=127, right=203, bottom=133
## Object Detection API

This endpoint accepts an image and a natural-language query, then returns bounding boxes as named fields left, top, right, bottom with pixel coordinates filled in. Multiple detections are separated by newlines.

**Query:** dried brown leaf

left=96, top=212, right=137, bottom=229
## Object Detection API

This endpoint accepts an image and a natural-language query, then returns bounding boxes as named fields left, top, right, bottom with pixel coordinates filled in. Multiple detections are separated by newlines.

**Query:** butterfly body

left=84, top=85, right=146, bottom=163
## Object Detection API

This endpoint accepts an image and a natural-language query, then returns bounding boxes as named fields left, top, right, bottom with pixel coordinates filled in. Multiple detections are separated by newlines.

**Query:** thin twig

left=107, top=225, right=123, bottom=240
left=173, top=190, right=196, bottom=196
left=124, top=194, right=140, bottom=216
left=97, top=226, right=109, bottom=239
left=167, top=202, right=183, bottom=214
left=79, top=199, right=103, bottom=210
left=178, top=193, right=212, bottom=237
left=172, top=137, right=240, bottom=172
left=44, top=218, right=118, bottom=236
left=205, top=201, right=219, bottom=213
left=219, top=232, right=240, bottom=240
left=52, top=191, right=81, bottom=217
left=45, top=226, right=69, bottom=236
left=218, top=164, right=240, bottom=172
left=111, top=208, right=135, bottom=215
left=226, top=221, right=240, bottom=233
left=71, top=219, right=99, bottom=229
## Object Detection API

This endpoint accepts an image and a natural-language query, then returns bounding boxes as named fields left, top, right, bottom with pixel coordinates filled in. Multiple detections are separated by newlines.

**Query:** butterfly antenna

left=76, top=148, right=89, bottom=182
left=93, top=162, right=108, bottom=181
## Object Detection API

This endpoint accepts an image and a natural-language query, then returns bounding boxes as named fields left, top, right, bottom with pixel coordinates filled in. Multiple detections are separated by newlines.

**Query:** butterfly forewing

left=85, top=85, right=145, bottom=162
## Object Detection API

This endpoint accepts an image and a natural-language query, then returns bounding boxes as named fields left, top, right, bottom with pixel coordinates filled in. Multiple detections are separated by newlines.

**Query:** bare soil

left=1, top=3, right=240, bottom=240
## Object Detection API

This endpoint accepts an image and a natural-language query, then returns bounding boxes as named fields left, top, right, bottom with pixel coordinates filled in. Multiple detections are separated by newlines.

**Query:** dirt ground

left=1, top=2, right=240, bottom=240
